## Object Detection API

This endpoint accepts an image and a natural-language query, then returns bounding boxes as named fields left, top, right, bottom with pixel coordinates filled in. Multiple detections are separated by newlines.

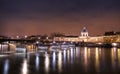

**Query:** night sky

left=0, top=0, right=120, bottom=36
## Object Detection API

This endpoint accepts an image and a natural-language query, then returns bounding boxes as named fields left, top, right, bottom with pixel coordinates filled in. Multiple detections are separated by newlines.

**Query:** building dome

left=81, top=27, right=88, bottom=37
left=81, top=27, right=88, bottom=32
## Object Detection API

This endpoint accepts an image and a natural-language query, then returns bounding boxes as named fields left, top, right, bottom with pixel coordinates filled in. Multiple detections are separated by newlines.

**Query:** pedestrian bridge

left=0, top=43, right=37, bottom=54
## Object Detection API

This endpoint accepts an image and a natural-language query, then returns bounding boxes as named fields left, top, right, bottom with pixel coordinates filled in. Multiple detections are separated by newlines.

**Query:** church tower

left=81, top=27, right=88, bottom=37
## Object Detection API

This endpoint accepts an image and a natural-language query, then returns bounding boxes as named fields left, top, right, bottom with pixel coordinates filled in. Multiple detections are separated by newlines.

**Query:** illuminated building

left=54, top=27, right=120, bottom=43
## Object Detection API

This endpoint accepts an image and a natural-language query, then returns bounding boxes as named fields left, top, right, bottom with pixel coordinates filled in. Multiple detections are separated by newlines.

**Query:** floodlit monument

left=54, top=27, right=120, bottom=43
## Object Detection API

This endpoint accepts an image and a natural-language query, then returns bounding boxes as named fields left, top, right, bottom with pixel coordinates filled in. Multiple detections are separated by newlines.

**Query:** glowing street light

left=25, top=35, right=28, bottom=38
left=36, top=41, right=39, bottom=44
left=38, top=37, right=41, bottom=39
left=16, top=36, right=19, bottom=39
left=112, top=43, right=117, bottom=47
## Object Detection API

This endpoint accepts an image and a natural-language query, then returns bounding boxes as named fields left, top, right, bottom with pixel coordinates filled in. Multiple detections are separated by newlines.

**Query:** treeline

left=104, top=31, right=120, bottom=36
left=26, top=32, right=65, bottom=40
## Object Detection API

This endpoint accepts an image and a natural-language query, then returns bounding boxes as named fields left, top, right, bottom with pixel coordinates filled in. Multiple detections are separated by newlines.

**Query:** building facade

left=54, top=27, right=120, bottom=43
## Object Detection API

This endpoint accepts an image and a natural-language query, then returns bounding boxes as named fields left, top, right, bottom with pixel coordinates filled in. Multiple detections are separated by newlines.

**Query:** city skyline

left=0, top=0, right=120, bottom=36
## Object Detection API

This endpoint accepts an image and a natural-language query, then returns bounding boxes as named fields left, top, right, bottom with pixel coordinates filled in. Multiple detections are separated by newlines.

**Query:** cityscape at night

left=0, top=0, right=120, bottom=74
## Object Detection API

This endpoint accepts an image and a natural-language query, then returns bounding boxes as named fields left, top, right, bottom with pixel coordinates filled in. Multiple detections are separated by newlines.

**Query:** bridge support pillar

left=0, top=43, right=2, bottom=51
left=7, top=41, right=10, bottom=51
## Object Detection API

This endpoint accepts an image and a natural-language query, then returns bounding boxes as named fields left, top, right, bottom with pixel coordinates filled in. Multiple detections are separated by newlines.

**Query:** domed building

left=78, top=27, right=89, bottom=42
left=81, top=27, right=89, bottom=37
left=53, top=27, right=104, bottom=42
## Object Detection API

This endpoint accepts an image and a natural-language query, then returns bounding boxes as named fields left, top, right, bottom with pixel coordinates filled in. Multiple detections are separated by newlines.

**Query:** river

left=0, top=47, right=120, bottom=74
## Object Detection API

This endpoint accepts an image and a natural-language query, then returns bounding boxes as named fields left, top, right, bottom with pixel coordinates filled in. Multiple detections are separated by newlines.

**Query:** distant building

left=54, top=27, right=90, bottom=42
left=54, top=27, right=120, bottom=43
left=80, top=27, right=88, bottom=37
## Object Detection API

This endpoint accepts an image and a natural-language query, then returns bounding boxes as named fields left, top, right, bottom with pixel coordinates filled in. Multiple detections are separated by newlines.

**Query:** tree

left=116, top=32, right=120, bottom=35
left=50, top=32, right=65, bottom=38
left=104, top=31, right=115, bottom=36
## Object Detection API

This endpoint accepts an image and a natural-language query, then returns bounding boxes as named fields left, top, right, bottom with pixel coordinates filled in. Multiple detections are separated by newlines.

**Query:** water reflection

left=27, top=53, right=30, bottom=62
left=52, top=52, right=56, bottom=71
left=84, top=47, right=88, bottom=71
left=58, top=51, right=62, bottom=72
left=35, top=53, right=40, bottom=71
left=1, top=46, right=120, bottom=74
left=75, top=47, right=80, bottom=58
left=95, top=47, right=100, bottom=72
left=63, top=50, right=66, bottom=64
left=45, top=54, right=50, bottom=73
left=111, top=47, right=117, bottom=70
left=118, top=48, right=120, bottom=67
left=21, top=59, right=28, bottom=74
left=3, top=59, right=9, bottom=74
left=88, top=48, right=90, bottom=59
left=70, top=48, right=74, bottom=63
left=67, top=49, right=70, bottom=63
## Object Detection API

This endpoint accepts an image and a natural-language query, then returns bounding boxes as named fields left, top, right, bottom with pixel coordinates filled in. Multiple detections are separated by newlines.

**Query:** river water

left=0, top=47, right=120, bottom=74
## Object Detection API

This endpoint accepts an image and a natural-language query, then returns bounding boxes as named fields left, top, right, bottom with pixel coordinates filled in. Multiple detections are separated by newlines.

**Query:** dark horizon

left=0, top=0, right=120, bottom=36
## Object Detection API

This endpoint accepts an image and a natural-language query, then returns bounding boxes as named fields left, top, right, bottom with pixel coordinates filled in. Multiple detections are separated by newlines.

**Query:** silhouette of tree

left=104, top=31, right=115, bottom=36
left=50, top=32, right=65, bottom=38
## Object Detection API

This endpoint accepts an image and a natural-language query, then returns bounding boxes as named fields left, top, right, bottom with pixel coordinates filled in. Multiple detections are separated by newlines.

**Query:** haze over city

left=0, top=0, right=120, bottom=36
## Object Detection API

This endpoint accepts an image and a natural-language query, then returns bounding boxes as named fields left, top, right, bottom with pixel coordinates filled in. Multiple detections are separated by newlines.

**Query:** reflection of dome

left=81, top=27, right=88, bottom=37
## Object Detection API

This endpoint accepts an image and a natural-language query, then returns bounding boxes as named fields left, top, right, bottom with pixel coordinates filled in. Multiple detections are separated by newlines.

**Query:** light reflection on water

left=84, top=47, right=88, bottom=71
left=3, top=59, right=9, bottom=74
left=35, top=53, right=40, bottom=71
left=118, top=48, right=120, bottom=67
left=67, top=49, right=70, bottom=63
left=1, top=46, right=120, bottom=74
left=45, top=53, right=50, bottom=74
left=58, top=51, right=62, bottom=73
left=21, top=59, right=28, bottom=74
left=70, top=47, right=74, bottom=63
left=111, top=47, right=118, bottom=70
left=75, top=47, right=80, bottom=58
left=63, top=50, right=66, bottom=64
left=52, top=52, right=56, bottom=71
left=95, top=47, right=100, bottom=72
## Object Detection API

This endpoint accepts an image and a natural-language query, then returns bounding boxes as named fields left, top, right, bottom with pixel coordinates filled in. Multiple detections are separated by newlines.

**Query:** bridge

left=0, top=39, right=35, bottom=43
left=0, top=39, right=37, bottom=53
left=0, top=38, right=120, bottom=54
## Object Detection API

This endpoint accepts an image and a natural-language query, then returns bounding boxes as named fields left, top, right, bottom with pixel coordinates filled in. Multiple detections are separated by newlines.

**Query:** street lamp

left=112, top=43, right=117, bottom=47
